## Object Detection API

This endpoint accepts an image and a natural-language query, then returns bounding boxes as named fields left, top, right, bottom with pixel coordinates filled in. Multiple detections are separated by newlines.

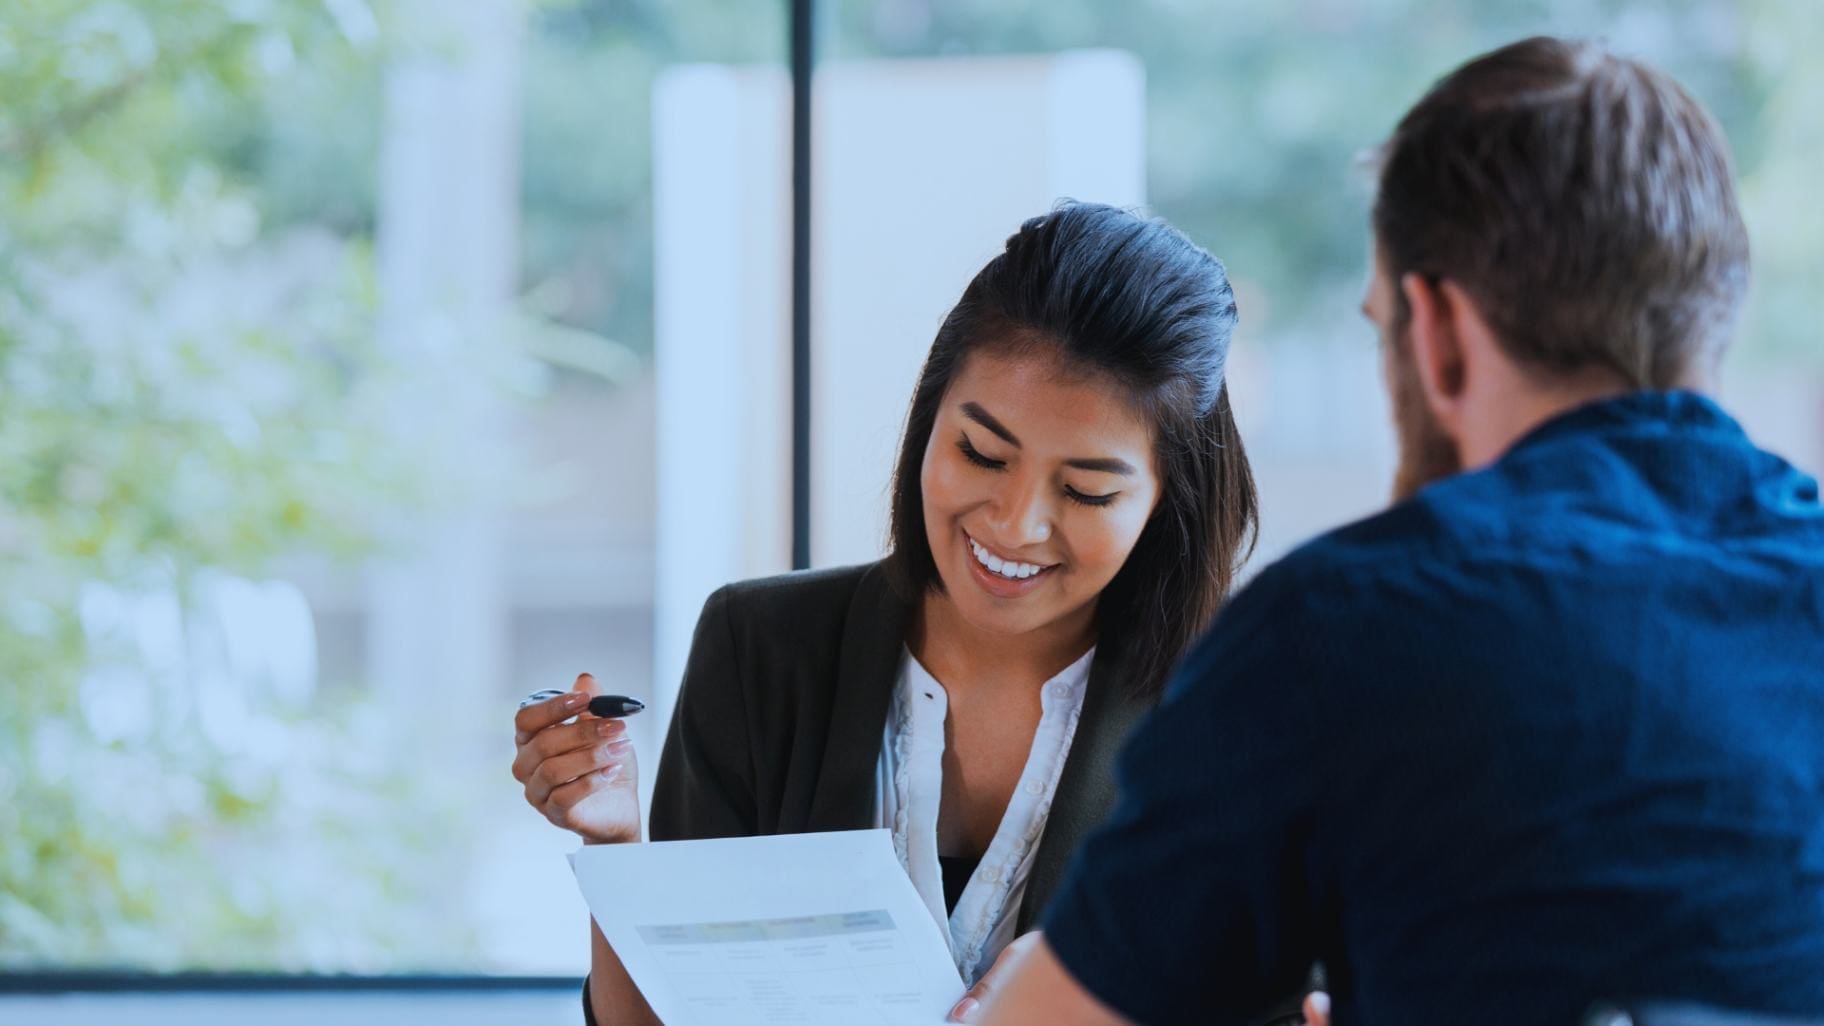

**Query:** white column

left=368, top=0, right=523, bottom=739
left=650, top=65, right=793, bottom=800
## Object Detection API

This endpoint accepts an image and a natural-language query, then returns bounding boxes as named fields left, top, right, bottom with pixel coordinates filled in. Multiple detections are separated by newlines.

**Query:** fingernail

left=949, top=997, right=978, bottom=1022
left=565, top=692, right=588, bottom=710
left=595, top=720, right=620, bottom=737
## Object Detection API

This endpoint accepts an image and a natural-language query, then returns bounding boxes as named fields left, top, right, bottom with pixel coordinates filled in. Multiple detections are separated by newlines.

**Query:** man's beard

left=1386, top=327, right=1462, bottom=502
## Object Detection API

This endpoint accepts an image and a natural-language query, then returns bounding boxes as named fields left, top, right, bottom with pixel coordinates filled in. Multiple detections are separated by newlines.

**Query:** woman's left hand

left=947, top=931, right=1042, bottom=1023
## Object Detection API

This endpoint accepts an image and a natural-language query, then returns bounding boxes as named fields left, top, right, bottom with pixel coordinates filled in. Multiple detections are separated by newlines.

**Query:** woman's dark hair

left=886, top=201, right=1257, bottom=700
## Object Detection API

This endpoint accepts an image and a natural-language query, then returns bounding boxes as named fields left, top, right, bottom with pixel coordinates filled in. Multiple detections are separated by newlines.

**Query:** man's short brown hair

left=1373, top=36, right=1750, bottom=389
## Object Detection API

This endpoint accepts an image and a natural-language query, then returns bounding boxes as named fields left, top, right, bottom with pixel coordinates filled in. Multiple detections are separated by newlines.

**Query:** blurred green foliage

left=0, top=0, right=467, bottom=969
left=518, top=0, right=783, bottom=362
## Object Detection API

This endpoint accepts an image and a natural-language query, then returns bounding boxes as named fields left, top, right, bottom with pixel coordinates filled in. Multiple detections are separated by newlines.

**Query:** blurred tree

left=1736, top=0, right=1824, bottom=361
left=518, top=0, right=783, bottom=355
left=0, top=0, right=470, bottom=969
left=0, top=0, right=774, bottom=974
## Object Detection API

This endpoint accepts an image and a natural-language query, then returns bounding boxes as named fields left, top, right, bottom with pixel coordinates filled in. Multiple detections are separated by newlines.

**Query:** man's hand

left=972, top=933, right=1131, bottom=1026
left=948, top=932, right=1041, bottom=1022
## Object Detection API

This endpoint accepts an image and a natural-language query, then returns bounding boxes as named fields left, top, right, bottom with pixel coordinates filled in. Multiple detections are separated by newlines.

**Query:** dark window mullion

left=790, top=0, right=816, bottom=570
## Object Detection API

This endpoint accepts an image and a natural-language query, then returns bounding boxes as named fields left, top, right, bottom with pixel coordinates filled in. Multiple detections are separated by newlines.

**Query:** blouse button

left=1048, top=683, right=1070, bottom=700
left=1023, top=779, right=1044, bottom=797
left=984, top=865, right=1003, bottom=883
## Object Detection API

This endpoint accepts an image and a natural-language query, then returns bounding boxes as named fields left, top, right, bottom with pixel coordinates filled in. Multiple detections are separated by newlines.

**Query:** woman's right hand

left=512, top=673, right=642, bottom=844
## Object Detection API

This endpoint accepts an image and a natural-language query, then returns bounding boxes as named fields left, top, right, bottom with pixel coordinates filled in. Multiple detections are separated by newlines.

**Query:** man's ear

left=1399, top=272, right=1467, bottom=428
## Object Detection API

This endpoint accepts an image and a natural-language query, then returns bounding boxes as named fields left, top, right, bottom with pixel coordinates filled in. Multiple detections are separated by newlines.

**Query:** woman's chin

left=956, top=605, right=1049, bottom=639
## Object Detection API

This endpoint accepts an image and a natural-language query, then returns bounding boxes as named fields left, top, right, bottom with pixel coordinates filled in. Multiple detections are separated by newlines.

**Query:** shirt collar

left=1039, top=646, right=1096, bottom=712
left=898, top=644, right=1096, bottom=713
left=1506, top=389, right=1744, bottom=458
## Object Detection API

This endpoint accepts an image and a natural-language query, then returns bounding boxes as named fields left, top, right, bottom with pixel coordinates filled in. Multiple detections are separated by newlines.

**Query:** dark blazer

left=646, top=559, right=1149, bottom=934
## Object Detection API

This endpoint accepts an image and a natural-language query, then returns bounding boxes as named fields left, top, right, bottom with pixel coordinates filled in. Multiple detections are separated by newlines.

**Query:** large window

left=2, top=0, right=783, bottom=977
left=4, top=0, right=1818, bottom=985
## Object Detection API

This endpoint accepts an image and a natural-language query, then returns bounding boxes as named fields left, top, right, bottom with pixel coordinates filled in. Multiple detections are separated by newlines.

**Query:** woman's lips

left=962, top=530, right=1056, bottom=599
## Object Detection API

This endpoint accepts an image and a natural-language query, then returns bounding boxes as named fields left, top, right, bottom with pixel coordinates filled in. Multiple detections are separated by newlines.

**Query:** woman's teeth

left=969, top=538, right=1049, bottom=580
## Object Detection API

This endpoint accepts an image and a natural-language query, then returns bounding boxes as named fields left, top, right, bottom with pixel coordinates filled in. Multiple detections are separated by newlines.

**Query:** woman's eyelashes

left=957, top=434, right=1120, bottom=508
left=1063, top=486, right=1118, bottom=508
left=957, top=434, right=1004, bottom=469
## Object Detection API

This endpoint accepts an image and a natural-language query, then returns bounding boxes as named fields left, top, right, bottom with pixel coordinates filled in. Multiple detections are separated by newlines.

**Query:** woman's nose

left=989, top=479, right=1053, bottom=544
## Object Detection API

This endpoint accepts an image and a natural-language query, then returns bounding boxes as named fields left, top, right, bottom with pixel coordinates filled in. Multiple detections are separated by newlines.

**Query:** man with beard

left=964, top=36, right=1824, bottom=1026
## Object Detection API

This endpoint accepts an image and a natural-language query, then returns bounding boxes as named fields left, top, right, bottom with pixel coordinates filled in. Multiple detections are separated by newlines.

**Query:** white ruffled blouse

left=872, top=645, right=1094, bottom=985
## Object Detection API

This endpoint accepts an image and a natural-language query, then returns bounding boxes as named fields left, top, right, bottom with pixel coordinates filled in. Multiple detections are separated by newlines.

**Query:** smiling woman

left=509, top=201, right=1301, bottom=1026
left=926, top=365, right=1164, bottom=623
left=891, top=202, right=1259, bottom=703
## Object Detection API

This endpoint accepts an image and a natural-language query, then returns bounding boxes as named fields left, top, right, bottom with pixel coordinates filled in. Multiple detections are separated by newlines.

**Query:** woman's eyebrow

left=1064, top=456, right=1136, bottom=476
left=961, top=402, right=1020, bottom=446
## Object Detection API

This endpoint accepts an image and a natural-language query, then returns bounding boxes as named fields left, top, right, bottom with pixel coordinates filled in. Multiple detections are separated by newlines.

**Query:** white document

left=570, top=829, right=965, bottom=1026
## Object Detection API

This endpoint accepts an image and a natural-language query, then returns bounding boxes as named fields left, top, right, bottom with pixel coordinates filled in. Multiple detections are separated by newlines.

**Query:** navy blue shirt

left=1043, top=392, right=1824, bottom=1025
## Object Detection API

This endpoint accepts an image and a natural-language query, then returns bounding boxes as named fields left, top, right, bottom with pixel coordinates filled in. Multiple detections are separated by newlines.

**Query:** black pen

left=519, top=688, right=646, bottom=719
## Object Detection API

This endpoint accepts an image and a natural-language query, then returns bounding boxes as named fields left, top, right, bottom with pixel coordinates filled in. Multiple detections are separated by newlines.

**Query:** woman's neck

left=910, top=588, right=1097, bottom=694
